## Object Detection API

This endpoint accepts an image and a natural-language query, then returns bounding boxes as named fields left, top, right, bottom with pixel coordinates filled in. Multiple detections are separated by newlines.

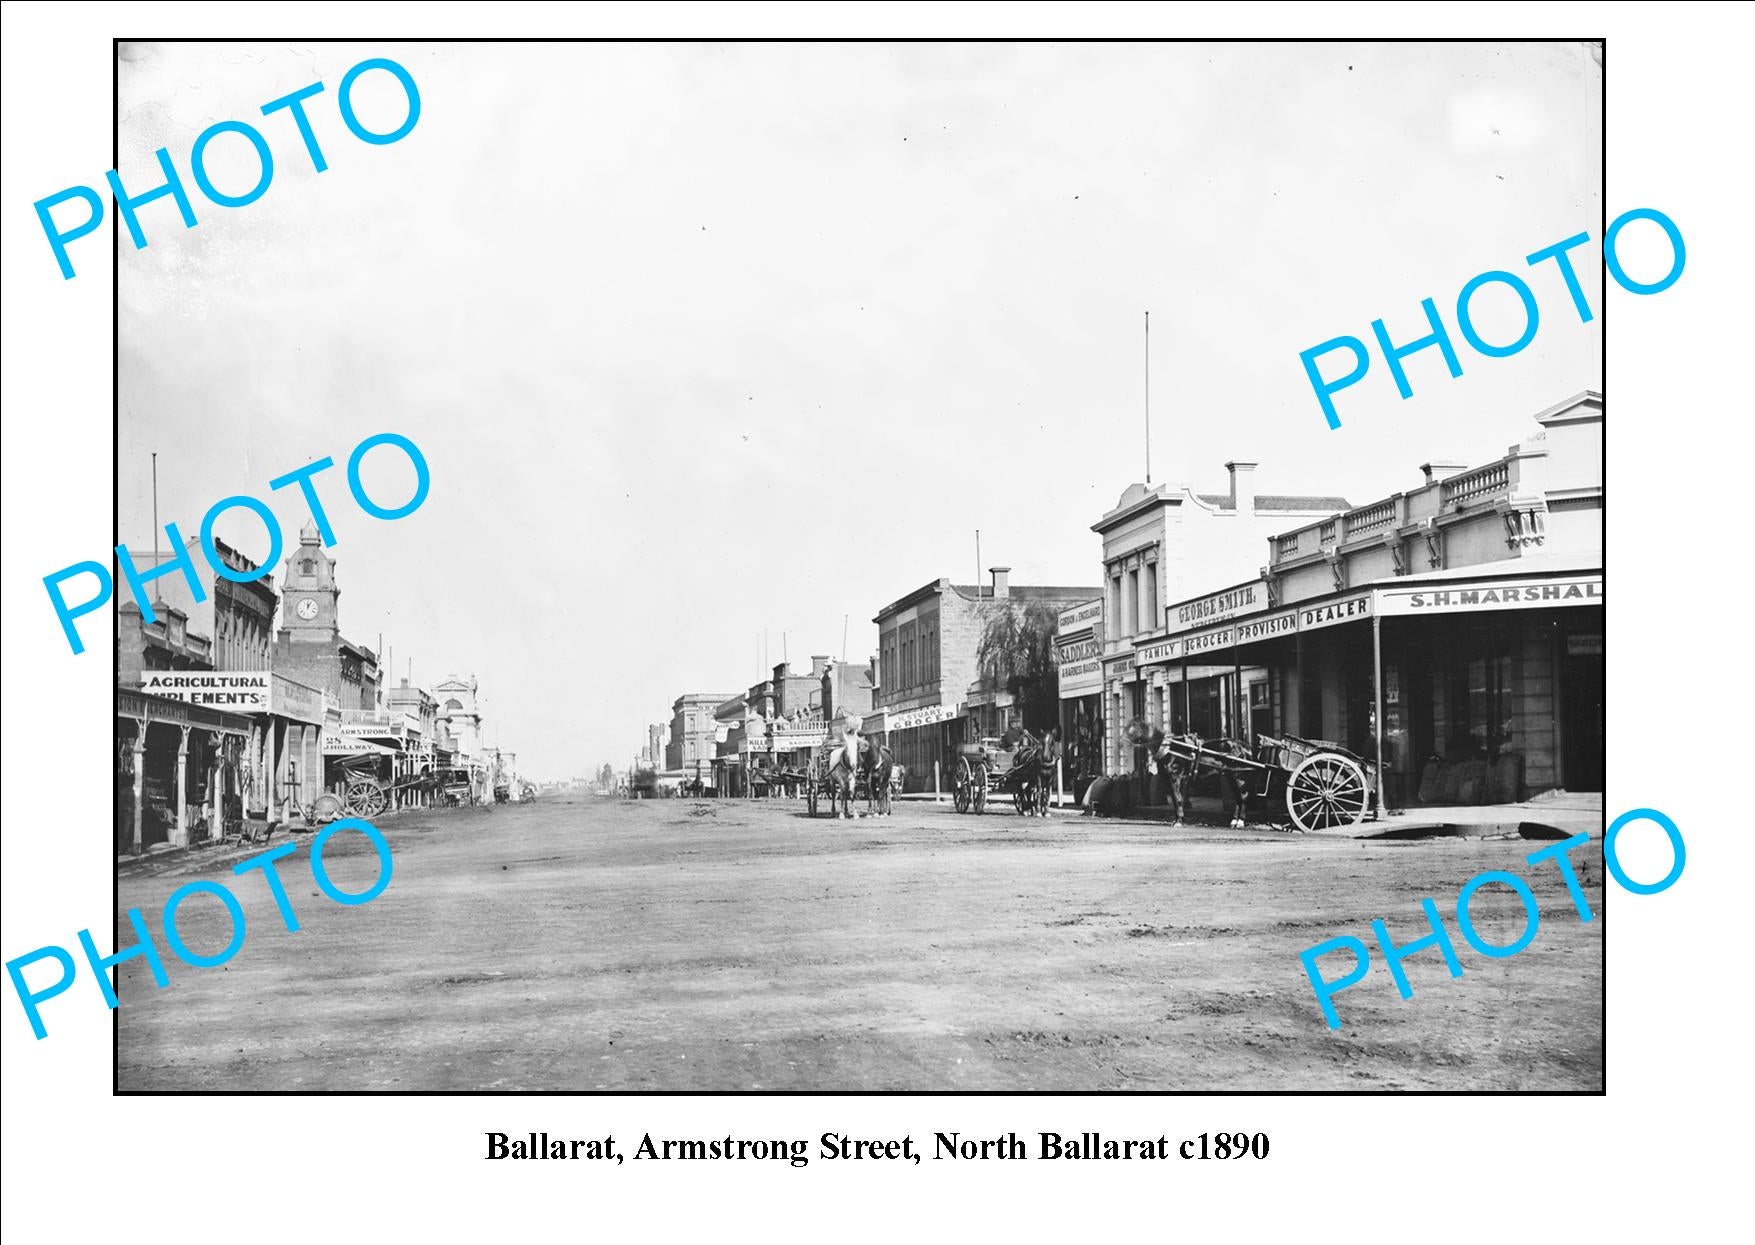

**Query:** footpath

left=894, top=788, right=1602, bottom=839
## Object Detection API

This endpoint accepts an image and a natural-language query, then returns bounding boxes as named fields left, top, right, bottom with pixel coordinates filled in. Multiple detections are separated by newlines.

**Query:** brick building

left=668, top=691, right=737, bottom=786
left=1123, top=391, right=1603, bottom=812
left=871, top=568, right=1100, bottom=792
left=271, top=521, right=382, bottom=712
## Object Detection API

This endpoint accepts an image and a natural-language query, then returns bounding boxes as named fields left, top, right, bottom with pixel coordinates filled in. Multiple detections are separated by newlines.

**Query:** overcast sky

left=117, top=41, right=1602, bottom=778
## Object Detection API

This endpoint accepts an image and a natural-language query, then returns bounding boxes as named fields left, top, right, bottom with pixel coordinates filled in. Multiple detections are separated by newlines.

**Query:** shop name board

left=1183, top=627, right=1235, bottom=657
left=323, top=737, right=390, bottom=756
left=1055, top=636, right=1101, bottom=664
left=271, top=674, right=327, bottom=724
left=756, top=729, right=827, bottom=751
left=140, top=672, right=270, bottom=708
left=1058, top=657, right=1103, bottom=695
left=1234, top=611, right=1298, bottom=643
left=1378, top=577, right=1602, bottom=616
left=1136, top=639, right=1180, bottom=666
left=886, top=703, right=961, bottom=732
left=1169, top=580, right=1265, bottom=632
left=1299, top=593, right=1373, bottom=632
left=1058, top=599, right=1104, bottom=632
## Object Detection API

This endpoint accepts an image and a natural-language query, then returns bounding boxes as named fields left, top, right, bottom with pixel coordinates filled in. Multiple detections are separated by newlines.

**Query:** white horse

left=826, top=727, right=860, bottom=820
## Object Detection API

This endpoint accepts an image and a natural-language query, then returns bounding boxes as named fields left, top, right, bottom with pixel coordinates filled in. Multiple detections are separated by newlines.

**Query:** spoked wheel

left=973, top=769, right=988, bottom=815
left=1013, top=784, right=1029, bottom=816
left=953, top=758, right=974, bottom=814
left=1286, top=754, right=1369, bottom=833
left=345, top=778, right=388, bottom=818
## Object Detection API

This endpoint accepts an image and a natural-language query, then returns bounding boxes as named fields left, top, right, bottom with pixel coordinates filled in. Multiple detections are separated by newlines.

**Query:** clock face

left=296, top=597, right=320, bottom=621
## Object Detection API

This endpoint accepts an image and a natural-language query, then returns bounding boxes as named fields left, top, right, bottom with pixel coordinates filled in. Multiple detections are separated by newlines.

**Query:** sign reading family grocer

left=1301, top=208, right=1683, bottom=429
left=43, top=431, right=429, bottom=656
left=34, top=56, right=420, bottom=281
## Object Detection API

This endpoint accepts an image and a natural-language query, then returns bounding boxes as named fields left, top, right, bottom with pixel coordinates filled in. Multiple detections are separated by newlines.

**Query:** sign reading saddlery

left=1377, top=575, right=1602, bottom=616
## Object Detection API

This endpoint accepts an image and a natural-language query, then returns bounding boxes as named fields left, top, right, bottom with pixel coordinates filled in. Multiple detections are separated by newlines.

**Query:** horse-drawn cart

left=804, top=736, right=898, bottom=817
left=1154, top=730, right=1376, bottom=834
left=951, top=739, right=1052, bottom=816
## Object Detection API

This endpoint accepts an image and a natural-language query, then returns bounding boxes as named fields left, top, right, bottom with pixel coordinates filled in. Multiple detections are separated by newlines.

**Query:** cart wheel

left=953, top=758, right=972, bottom=814
left=346, top=779, right=388, bottom=818
left=1286, top=754, right=1369, bottom=833
left=1013, top=786, right=1028, bottom=815
left=973, top=766, right=988, bottom=814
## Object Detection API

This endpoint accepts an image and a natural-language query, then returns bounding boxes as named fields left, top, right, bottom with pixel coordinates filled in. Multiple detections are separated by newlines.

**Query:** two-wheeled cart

left=1156, top=732, right=1376, bottom=833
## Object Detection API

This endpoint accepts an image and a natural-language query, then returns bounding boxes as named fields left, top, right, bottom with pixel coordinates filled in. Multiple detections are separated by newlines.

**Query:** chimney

left=989, top=566, right=1011, bottom=599
left=811, top=655, right=831, bottom=678
left=1225, top=461, right=1258, bottom=513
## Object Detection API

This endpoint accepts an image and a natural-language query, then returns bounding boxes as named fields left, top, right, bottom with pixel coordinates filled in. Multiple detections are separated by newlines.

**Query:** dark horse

left=1156, top=732, right=1253, bottom=827
left=858, top=735, right=896, bottom=816
left=1009, top=729, right=1059, bottom=816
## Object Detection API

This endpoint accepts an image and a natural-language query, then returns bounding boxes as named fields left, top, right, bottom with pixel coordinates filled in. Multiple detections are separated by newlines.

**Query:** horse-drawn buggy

left=1146, top=727, right=1376, bottom=833
left=804, top=730, right=899, bottom=818
left=317, top=755, right=450, bottom=820
left=951, top=737, right=1054, bottom=817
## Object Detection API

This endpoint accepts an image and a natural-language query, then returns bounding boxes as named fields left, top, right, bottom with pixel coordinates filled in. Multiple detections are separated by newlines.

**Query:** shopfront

left=879, top=702, right=964, bottom=794
left=1374, top=570, right=1603, bottom=805
left=1055, top=598, right=1105, bottom=797
left=1149, top=565, right=1603, bottom=811
left=116, top=688, right=252, bottom=855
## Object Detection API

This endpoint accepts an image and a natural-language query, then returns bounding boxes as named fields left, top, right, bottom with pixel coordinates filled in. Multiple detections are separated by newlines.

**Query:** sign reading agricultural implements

left=140, top=672, right=270, bottom=708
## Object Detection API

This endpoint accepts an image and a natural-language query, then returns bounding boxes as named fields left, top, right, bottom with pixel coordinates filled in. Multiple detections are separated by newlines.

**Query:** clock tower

left=278, top=521, right=340, bottom=641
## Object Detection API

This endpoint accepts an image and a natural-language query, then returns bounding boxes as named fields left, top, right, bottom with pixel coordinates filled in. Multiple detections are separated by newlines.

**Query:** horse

left=825, top=731, right=860, bottom=820
left=1007, top=731, right=1058, bottom=816
left=1157, top=733, right=1253, bottom=827
left=858, top=736, right=895, bottom=816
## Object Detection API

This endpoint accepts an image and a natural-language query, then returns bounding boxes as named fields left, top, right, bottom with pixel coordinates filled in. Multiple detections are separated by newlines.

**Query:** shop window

left=1250, top=681, right=1273, bottom=741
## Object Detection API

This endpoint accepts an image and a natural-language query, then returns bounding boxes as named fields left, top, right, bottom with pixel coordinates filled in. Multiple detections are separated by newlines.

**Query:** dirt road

left=116, top=792, right=1604, bottom=1091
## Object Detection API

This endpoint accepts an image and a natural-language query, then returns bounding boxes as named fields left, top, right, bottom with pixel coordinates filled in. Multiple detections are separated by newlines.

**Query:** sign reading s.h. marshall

left=1377, top=575, right=1602, bottom=617
left=139, top=672, right=269, bottom=708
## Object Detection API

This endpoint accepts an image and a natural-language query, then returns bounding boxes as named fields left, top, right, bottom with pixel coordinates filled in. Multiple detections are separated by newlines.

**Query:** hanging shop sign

left=139, top=671, right=270, bottom=709
left=1376, top=574, right=1602, bottom=617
